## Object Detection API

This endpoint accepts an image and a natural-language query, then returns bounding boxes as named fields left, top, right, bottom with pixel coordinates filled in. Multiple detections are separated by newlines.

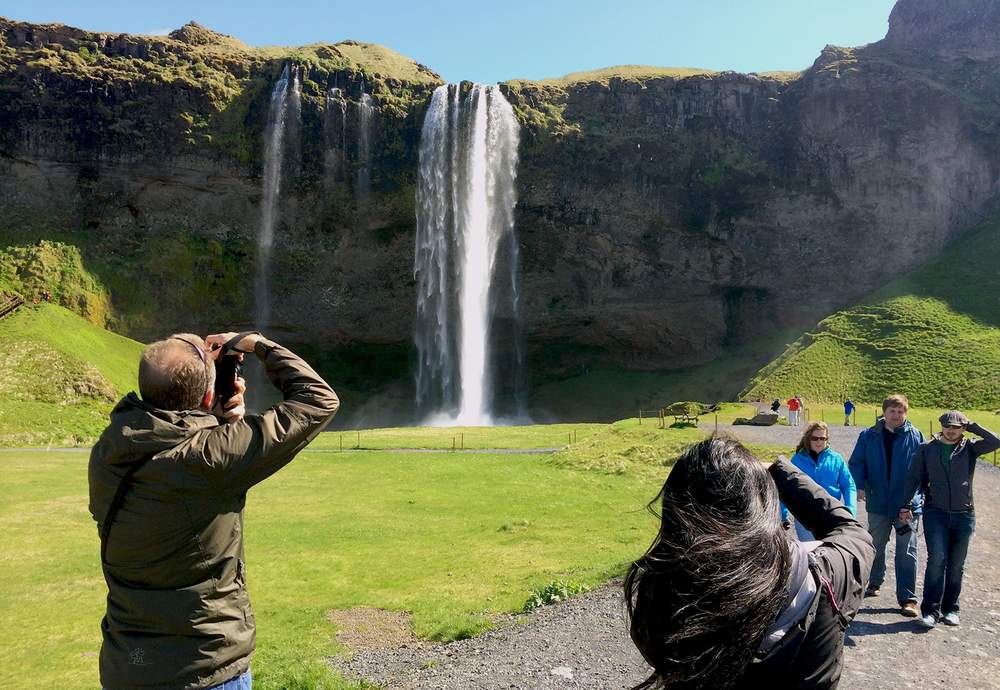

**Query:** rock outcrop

left=1, top=0, right=999, bottom=421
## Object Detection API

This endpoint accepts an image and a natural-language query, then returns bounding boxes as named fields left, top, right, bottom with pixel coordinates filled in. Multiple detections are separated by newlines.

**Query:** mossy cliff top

left=0, top=17, right=442, bottom=165
left=0, top=17, right=442, bottom=95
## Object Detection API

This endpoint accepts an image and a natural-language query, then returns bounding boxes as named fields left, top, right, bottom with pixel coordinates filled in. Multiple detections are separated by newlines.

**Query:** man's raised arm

left=201, top=333, right=339, bottom=493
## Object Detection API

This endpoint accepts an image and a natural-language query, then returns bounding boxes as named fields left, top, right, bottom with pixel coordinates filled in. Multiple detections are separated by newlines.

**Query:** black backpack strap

left=100, top=456, right=154, bottom=564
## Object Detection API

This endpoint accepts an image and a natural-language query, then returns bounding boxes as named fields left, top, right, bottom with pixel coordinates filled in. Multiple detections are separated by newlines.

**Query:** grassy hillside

left=530, top=329, right=801, bottom=422
left=0, top=302, right=142, bottom=446
left=742, top=218, right=1000, bottom=408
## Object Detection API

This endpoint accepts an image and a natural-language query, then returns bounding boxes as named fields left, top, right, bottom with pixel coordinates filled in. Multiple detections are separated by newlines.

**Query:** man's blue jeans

left=106, top=670, right=250, bottom=690
left=921, top=507, right=975, bottom=617
left=209, top=670, right=252, bottom=690
left=868, top=511, right=920, bottom=604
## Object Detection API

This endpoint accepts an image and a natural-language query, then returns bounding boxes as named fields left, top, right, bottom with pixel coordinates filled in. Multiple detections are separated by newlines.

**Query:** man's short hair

left=138, top=334, right=214, bottom=411
left=882, top=393, right=909, bottom=412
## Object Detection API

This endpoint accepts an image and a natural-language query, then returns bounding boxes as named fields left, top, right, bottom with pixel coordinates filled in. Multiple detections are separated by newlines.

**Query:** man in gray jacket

left=89, top=331, right=339, bottom=690
left=898, top=411, right=999, bottom=628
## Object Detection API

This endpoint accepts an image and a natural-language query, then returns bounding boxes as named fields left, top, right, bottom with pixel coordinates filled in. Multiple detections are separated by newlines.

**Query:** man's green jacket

left=88, top=338, right=339, bottom=690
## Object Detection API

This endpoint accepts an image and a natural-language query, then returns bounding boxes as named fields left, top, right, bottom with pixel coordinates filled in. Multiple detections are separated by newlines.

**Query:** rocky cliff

left=1, top=0, right=999, bottom=421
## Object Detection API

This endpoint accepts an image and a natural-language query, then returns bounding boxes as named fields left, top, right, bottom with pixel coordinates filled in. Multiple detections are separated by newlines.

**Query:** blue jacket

left=780, top=447, right=856, bottom=521
left=848, top=419, right=924, bottom=516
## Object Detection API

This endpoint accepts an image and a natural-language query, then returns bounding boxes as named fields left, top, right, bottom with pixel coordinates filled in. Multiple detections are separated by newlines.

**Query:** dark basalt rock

left=1, top=1, right=1000, bottom=421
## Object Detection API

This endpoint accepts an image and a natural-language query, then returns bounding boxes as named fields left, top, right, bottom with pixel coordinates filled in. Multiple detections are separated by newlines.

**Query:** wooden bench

left=660, top=405, right=700, bottom=427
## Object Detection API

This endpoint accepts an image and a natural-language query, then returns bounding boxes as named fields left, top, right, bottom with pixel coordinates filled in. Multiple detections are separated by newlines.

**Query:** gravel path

left=332, top=425, right=1000, bottom=689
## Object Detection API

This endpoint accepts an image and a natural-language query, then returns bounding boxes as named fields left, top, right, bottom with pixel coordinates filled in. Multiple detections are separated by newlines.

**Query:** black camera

left=214, top=353, right=241, bottom=406
left=211, top=331, right=258, bottom=407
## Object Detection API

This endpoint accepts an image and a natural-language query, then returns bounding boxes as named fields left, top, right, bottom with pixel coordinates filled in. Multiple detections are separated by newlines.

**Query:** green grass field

left=0, top=440, right=685, bottom=690
left=742, top=218, right=1000, bottom=409
left=310, top=422, right=606, bottom=451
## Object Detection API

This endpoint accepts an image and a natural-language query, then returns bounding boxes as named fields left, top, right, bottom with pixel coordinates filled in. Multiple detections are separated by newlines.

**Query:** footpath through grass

left=790, top=402, right=1000, bottom=440
left=310, top=422, right=606, bottom=451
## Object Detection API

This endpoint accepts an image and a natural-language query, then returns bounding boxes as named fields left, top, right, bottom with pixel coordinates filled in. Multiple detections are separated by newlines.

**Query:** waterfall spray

left=255, top=64, right=300, bottom=331
left=414, top=84, right=522, bottom=425
left=356, top=84, right=374, bottom=202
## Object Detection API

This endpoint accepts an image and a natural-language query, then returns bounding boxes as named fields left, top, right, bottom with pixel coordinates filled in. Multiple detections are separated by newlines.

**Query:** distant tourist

left=781, top=421, right=856, bottom=541
left=786, top=395, right=802, bottom=426
left=844, top=398, right=855, bottom=426
left=770, top=398, right=781, bottom=413
left=88, top=331, right=339, bottom=690
left=626, top=437, right=873, bottom=689
left=898, top=411, right=1000, bottom=628
left=847, top=393, right=924, bottom=618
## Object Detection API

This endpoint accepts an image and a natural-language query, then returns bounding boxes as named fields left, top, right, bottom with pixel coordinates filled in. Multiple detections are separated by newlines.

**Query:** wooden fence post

left=639, top=409, right=643, bottom=425
left=356, top=431, right=360, bottom=449
left=340, top=434, right=343, bottom=452
left=715, top=413, right=719, bottom=433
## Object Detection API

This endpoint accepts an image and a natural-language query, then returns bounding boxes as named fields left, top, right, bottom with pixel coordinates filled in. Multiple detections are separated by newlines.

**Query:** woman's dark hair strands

left=625, top=436, right=791, bottom=689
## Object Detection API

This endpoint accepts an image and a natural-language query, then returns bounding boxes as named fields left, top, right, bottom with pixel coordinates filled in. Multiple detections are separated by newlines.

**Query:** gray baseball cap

left=939, top=410, right=969, bottom=427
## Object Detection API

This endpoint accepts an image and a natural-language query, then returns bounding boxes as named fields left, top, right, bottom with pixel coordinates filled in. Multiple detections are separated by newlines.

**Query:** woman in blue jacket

left=782, top=421, right=857, bottom=541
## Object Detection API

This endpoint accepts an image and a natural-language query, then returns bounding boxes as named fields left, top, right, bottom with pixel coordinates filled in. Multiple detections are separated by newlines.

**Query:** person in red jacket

left=786, top=395, right=803, bottom=427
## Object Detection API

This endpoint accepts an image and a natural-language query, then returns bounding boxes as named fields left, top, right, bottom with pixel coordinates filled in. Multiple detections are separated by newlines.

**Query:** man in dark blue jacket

left=848, top=393, right=924, bottom=617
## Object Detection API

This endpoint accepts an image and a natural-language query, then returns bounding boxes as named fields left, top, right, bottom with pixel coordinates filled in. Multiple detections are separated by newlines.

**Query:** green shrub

left=523, top=580, right=590, bottom=612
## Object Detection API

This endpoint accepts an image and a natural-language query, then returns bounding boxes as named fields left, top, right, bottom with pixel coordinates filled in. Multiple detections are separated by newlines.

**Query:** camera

left=213, top=349, right=242, bottom=405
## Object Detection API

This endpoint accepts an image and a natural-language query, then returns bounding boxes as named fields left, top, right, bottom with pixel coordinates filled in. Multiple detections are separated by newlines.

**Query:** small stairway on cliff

left=0, top=294, right=25, bottom=321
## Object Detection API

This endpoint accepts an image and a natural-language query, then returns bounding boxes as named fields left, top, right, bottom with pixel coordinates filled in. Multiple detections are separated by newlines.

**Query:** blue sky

left=2, top=1, right=898, bottom=84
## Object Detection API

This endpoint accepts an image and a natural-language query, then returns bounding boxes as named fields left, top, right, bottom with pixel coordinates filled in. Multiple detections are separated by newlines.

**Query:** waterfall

left=324, top=86, right=347, bottom=186
left=356, top=87, right=374, bottom=202
left=327, top=86, right=347, bottom=151
left=255, top=63, right=300, bottom=331
left=414, top=83, right=522, bottom=425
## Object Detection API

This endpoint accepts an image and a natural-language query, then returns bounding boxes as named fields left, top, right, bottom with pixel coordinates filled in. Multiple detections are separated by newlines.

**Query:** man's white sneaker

left=942, top=612, right=960, bottom=626
left=917, top=613, right=937, bottom=628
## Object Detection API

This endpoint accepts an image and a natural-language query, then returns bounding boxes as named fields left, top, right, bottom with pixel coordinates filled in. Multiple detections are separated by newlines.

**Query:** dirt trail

left=333, top=425, right=1000, bottom=689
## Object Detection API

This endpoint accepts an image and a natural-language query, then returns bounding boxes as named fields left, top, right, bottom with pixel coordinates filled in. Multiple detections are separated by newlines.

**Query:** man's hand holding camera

left=206, top=331, right=262, bottom=424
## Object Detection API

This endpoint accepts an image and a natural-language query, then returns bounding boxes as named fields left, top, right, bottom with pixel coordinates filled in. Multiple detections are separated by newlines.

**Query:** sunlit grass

left=0, top=446, right=666, bottom=689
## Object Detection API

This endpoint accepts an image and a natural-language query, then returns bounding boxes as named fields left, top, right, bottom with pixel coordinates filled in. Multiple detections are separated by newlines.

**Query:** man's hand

left=858, top=489, right=866, bottom=502
left=898, top=507, right=913, bottom=525
left=206, top=332, right=261, bottom=356
left=216, top=376, right=247, bottom=424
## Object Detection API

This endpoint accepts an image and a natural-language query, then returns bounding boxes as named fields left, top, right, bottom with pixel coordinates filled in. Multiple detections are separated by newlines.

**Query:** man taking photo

left=88, top=331, right=339, bottom=690
left=847, top=393, right=924, bottom=617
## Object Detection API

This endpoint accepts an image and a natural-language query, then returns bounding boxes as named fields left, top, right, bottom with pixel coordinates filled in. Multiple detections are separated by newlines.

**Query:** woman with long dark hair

left=626, top=437, right=874, bottom=689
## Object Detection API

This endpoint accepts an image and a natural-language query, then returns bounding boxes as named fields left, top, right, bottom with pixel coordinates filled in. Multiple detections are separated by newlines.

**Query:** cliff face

left=1, top=0, right=1000, bottom=418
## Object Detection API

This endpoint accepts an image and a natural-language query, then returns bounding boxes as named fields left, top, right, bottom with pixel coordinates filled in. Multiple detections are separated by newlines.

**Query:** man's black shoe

left=864, top=586, right=880, bottom=598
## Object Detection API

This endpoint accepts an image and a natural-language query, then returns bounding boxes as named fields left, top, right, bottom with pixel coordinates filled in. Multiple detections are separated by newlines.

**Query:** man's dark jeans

left=921, top=507, right=975, bottom=618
